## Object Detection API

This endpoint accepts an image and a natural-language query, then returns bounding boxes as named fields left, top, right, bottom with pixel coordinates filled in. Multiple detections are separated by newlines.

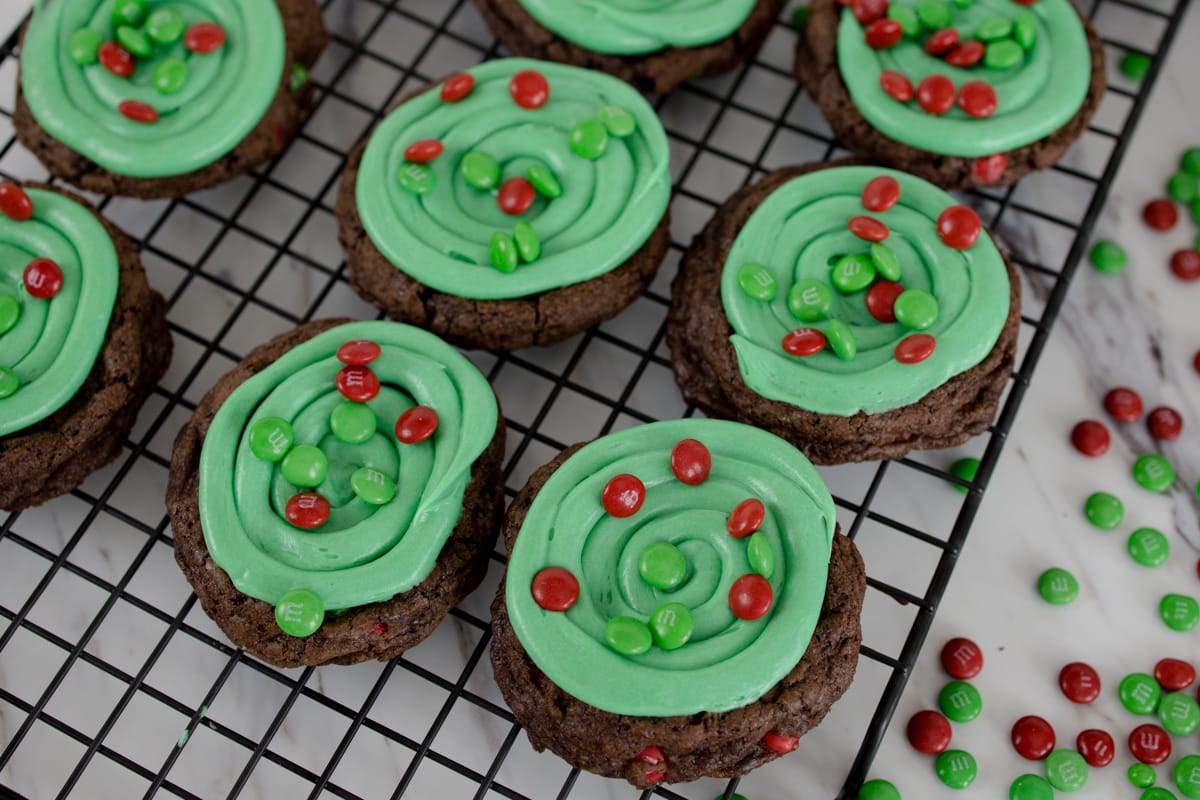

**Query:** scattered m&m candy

left=1076, top=729, right=1114, bottom=768
left=1143, top=198, right=1178, bottom=231
left=1089, top=240, right=1127, bottom=274
left=1009, top=774, right=1054, bottom=800
left=1157, top=691, right=1200, bottom=735
left=1120, top=672, right=1163, bottom=714
left=1070, top=420, right=1110, bottom=457
left=1012, top=715, right=1056, bottom=760
left=940, top=637, right=983, bottom=679
left=1160, top=594, right=1200, bottom=632
left=1128, top=724, right=1171, bottom=765
left=907, top=709, right=952, bottom=754
left=1043, top=749, right=1089, bottom=791
left=1128, top=527, right=1170, bottom=567
left=935, top=749, right=977, bottom=789
left=1104, top=386, right=1144, bottom=422
left=1038, top=567, right=1079, bottom=604
left=1133, top=454, right=1175, bottom=493
left=1084, top=491, right=1123, bottom=530
left=857, top=780, right=901, bottom=800
left=1171, top=249, right=1200, bottom=281
left=1146, top=406, right=1182, bottom=440
left=1059, top=662, right=1101, bottom=704
left=938, top=680, right=982, bottom=722
left=1154, top=658, right=1195, bottom=691
left=1174, top=754, right=1200, bottom=799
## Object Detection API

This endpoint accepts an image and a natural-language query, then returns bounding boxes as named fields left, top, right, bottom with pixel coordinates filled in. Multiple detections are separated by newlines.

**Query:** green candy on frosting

left=506, top=419, right=836, bottom=716
left=722, top=166, right=1010, bottom=416
left=355, top=58, right=671, bottom=301
left=0, top=188, right=119, bottom=437
left=514, top=0, right=758, bottom=55
left=198, top=321, right=498, bottom=612
left=21, top=0, right=285, bottom=178
left=837, top=0, right=1091, bottom=157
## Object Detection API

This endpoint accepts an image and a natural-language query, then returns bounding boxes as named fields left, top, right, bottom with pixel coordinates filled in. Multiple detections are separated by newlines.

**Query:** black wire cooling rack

left=0, top=0, right=1191, bottom=798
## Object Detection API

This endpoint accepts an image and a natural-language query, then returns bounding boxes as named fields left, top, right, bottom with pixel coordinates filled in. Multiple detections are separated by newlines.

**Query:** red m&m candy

left=880, top=70, right=914, bottom=102
left=907, top=710, right=952, bottom=754
left=782, top=327, right=827, bottom=356
left=946, top=40, right=985, bottom=67
left=862, top=175, right=900, bottom=211
left=23, top=258, right=63, bottom=299
left=727, top=498, right=765, bottom=538
left=337, top=339, right=381, bottom=366
left=184, top=22, right=226, bottom=53
left=937, top=205, right=982, bottom=249
left=1070, top=420, right=1110, bottom=457
left=1155, top=658, right=1196, bottom=691
left=0, top=183, right=34, bottom=221
left=670, top=439, right=711, bottom=486
left=1170, top=249, right=1200, bottom=281
left=1143, top=198, right=1178, bottom=231
left=118, top=100, right=158, bottom=123
left=336, top=366, right=380, bottom=402
left=940, top=637, right=983, bottom=679
left=958, top=81, right=997, bottom=119
left=917, top=74, right=956, bottom=115
left=602, top=473, right=645, bottom=517
left=866, top=281, right=904, bottom=323
left=865, top=19, right=903, bottom=49
left=510, top=70, right=549, bottom=109
left=1011, top=715, right=1056, bottom=760
left=1147, top=406, right=1182, bottom=440
left=974, top=154, right=1007, bottom=185
left=1076, top=729, right=1115, bottom=768
left=851, top=0, right=889, bottom=23
left=531, top=567, right=579, bottom=611
left=924, top=28, right=960, bottom=55
left=404, top=139, right=444, bottom=164
left=440, top=73, right=475, bottom=102
left=395, top=405, right=439, bottom=444
left=98, top=41, right=134, bottom=77
left=762, top=732, right=799, bottom=753
left=1059, top=662, right=1101, bottom=703
left=848, top=216, right=889, bottom=242
left=285, top=492, right=330, bottom=529
left=1104, top=387, right=1143, bottom=422
left=895, top=335, right=936, bottom=364
left=729, top=574, right=773, bottom=620
left=498, top=177, right=536, bottom=216
left=1128, top=723, right=1171, bottom=764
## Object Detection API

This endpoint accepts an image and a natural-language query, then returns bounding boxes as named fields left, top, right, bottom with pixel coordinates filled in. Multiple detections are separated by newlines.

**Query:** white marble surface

left=1, top=1, right=1199, bottom=799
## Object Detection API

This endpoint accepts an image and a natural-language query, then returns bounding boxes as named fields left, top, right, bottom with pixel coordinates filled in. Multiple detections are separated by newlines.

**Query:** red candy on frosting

left=848, top=215, right=889, bottom=242
left=862, top=175, right=900, bottom=212
left=98, top=41, right=134, bottom=77
left=498, top=177, right=536, bottom=216
left=0, top=183, right=34, bottom=221
left=337, top=339, right=381, bottom=366
left=917, top=74, right=956, bottom=115
left=865, top=19, right=903, bottom=49
left=867, top=282, right=904, bottom=323
left=395, top=405, right=439, bottom=444
left=851, top=0, right=889, bottom=24
left=285, top=493, right=330, bottom=529
left=895, top=334, right=936, bottom=364
left=602, top=473, right=646, bottom=517
left=924, top=28, right=960, bottom=55
left=23, top=258, right=63, bottom=300
left=404, top=139, right=444, bottom=163
left=440, top=73, right=475, bottom=102
left=510, top=70, right=549, bottom=109
left=782, top=327, right=828, bottom=356
left=727, top=498, right=765, bottom=539
left=336, top=366, right=380, bottom=402
left=184, top=22, right=226, bottom=54
left=531, top=567, right=579, bottom=611
left=880, top=70, right=914, bottom=102
left=958, top=81, right=998, bottom=118
left=729, top=574, right=773, bottom=620
left=670, top=439, right=712, bottom=486
left=118, top=100, right=158, bottom=124
left=937, top=205, right=982, bottom=249
left=945, top=40, right=985, bottom=67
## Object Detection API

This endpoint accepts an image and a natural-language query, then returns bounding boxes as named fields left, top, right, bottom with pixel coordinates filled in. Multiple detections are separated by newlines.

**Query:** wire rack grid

left=0, top=0, right=1189, bottom=798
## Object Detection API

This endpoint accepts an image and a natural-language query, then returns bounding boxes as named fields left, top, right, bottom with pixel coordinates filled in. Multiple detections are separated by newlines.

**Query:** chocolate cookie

left=336, top=58, right=672, bottom=351
left=490, top=420, right=865, bottom=788
left=1, top=182, right=171, bottom=512
left=471, top=0, right=784, bottom=95
left=795, top=0, right=1106, bottom=190
left=667, top=161, right=1021, bottom=465
left=167, top=319, right=505, bottom=668
left=14, top=0, right=328, bottom=199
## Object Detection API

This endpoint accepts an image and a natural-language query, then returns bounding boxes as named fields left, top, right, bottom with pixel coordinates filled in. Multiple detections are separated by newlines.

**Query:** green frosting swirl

left=837, top=0, right=1090, bottom=156
left=514, top=0, right=758, bottom=55
left=721, top=166, right=1010, bottom=416
left=355, top=58, right=671, bottom=300
left=506, top=419, right=836, bottom=716
left=0, top=188, right=119, bottom=437
left=198, top=321, right=498, bottom=610
left=21, top=0, right=285, bottom=178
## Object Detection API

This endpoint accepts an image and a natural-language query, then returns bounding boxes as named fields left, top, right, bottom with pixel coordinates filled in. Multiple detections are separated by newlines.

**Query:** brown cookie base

left=490, top=443, right=865, bottom=788
left=335, top=133, right=671, bottom=352
left=166, top=319, right=506, bottom=668
left=794, top=0, right=1107, bottom=190
left=666, top=161, right=1021, bottom=465
left=470, top=0, right=784, bottom=95
left=13, top=0, right=328, bottom=200
left=0, top=184, right=172, bottom=512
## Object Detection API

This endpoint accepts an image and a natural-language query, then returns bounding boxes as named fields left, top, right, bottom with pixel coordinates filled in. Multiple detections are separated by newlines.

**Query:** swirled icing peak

left=721, top=166, right=1010, bottom=416
left=514, top=0, right=759, bottom=55
left=198, top=321, right=498, bottom=638
left=355, top=58, right=671, bottom=300
left=506, top=419, right=836, bottom=716
left=837, top=0, right=1091, bottom=158
left=21, top=0, right=285, bottom=178
left=0, top=184, right=119, bottom=437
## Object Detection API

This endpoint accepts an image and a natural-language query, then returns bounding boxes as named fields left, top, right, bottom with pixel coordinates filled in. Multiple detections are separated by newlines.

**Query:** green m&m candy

left=916, top=0, right=953, bottom=30
left=935, top=749, right=977, bottom=789
left=826, top=319, right=857, bottom=361
left=489, top=231, right=519, bottom=273
left=1168, top=172, right=1198, bottom=204
left=1084, top=491, right=1123, bottom=529
left=787, top=279, right=833, bottom=321
left=526, top=164, right=562, bottom=198
left=1013, top=10, right=1037, bottom=49
left=975, top=16, right=1012, bottom=40
left=1157, top=691, right=1200, bottom=735
left=281, top=444, right=328, bottom=488
left=1121, top=52, right=1152, bottom=80
left=888, top=5, right=920, bottom=36
left=146, top=8, right=186, bottom=44
left=351, top=467, right=396, bottom=505
left=275, top=588, right=324, bottom=637
left=858, top=779, right=901, bottom=800
left=153, top=58, right=188, bottom=95
left=747, top=531, right=775, bottom=579
left=938, top=680, right=982, bottom=722
left=116, top=25, right=152, bottom=58
left=67, top=28, right=103, bottom=65
left=1010, top=774, right=1054, bottom=800
left=639, top=541, right=687, bottom=591
left=1089, top=240, right=1127, bottom=274
left=1184, top=147, right=1200, bottom=175
left=1037, top=567, right=1079, bottom=605
left=0, top=294, right=20, bottom=335
left=985, top=40, right=1024, bottom=70
left=569, top=118, right=608, bottom=160
left=949, top=457, right=980, bottom=493
left=111, top=0, right=147, bottom=28
left=1160, top=594, right=1200, bottom=632
left=461, top=151, right=501, bottom=189
left=1128, top=527, right=1170, bottom=567
left=738, top=263, right=777, bottom=301
left=649, top=602, right=694, bottom=650
left=513, top=222, right=541, bottom=263
left=831, top=254, right=876, bottom=293
left=248, top=416, right=294, bottom=461
left=1119, top=673, right=1162, bottom=714
left=597, top=105, right=636, bottom=137
left=1044, top=749, right=1088, bottom=792
left=870, top=242, right=901, bottom=281
left=331, top=401, right=376, bottom=444
left=605, top=616, right=652, bottom=655
left=0, top=367, right=17, bottom=399
left=1130, top=763, right=1157, bottom=788
left=1141, top=788, right=1176, bottom=800
left=290, top=63, right=310, bottom=91
left=1174, top=754, right=1200, bottom=798
left=1134, top=454, right=1175, bottom=493
left=398, top=162, right=436, bottom=195
left=894, top=289, right=939, bottom=330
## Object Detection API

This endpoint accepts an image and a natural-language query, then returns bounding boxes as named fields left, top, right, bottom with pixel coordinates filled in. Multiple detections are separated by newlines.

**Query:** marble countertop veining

left=1, top=1, right=1199, bottom=799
